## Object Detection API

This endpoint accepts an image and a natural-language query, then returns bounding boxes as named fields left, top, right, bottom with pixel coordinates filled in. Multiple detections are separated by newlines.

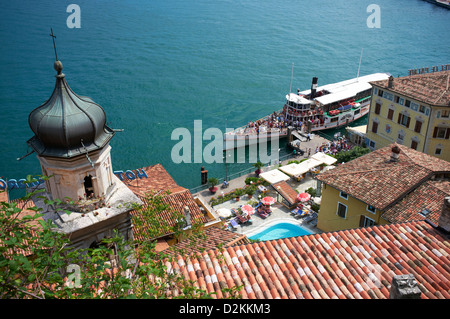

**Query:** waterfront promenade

left=193, top=132, right=330, bottom=203
left=192, top=133, right=330, bottom=237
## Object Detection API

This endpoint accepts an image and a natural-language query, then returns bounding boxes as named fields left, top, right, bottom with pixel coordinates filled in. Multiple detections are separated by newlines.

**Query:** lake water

left=0, top=0, right=449, bottom=196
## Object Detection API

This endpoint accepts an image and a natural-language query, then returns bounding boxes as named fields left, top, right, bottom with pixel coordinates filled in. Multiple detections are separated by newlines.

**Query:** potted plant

left=253, top=161, right=264, bottom=176
left=245, top=185, right=256, bottom=199
left=208, top=177, right=219, bottom=194
left=234, top=188, right=245, bottom=201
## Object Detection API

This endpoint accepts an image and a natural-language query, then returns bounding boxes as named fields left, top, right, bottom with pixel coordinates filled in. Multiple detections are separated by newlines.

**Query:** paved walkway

left=211, top=175, right=322, bottom=238
left=191, top=133, right=329, bottom=238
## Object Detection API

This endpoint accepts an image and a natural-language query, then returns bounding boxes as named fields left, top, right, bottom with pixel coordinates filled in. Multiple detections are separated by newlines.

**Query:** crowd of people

left=245, top=111, right=287, bottom=134
left=313, top=135, right=352, bottom=156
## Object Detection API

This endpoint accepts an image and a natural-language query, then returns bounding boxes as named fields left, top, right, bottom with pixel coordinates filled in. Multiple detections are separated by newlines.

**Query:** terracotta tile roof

left=121, top=164, right=182, bottom=197
left=0, top=190, right=8, bottom=202
left=164, top=226, right=251, bottom=256
left=120, top=163, right=209, bottom=240
left=316, top=143, right=450, bottom=210
left=131, top=189, right=208, bottom=241
left=8, top=198, right=43, bottom=229
left=272, top=181, right=298, bottom=206
left=383, top=180, right=450, bottom=225
left=169, top=221, right=450, bottom=299
left=371, top=70, right=450, bottom=106
left=3, top=198, right=43, bottom=256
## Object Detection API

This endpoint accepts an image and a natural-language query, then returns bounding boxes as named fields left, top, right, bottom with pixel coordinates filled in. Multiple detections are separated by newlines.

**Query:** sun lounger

left=304, top=212, right=318, bottom=223
left=292, top=208, right=308, bottom=218
left=290, top=207, right=305, bottom=216
left=256, top=210, right=268, bottom=219
left=229, top=218, right=239, bottom=228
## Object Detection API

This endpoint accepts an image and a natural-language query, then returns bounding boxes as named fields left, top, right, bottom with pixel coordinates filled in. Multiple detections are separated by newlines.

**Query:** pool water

left=249, top=222, right=312, bottom=241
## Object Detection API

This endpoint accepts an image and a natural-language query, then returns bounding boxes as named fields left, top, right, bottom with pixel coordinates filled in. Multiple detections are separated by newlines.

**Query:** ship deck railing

left=226, top=126, right=287, bottom=136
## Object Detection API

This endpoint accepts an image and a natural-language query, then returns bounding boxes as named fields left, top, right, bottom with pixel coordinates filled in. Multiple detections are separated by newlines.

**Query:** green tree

left=252, top=161, right=264, bottom=176
left=334, top=146, right=370, bottom=163
left=0, top=176, right=241, bottom=299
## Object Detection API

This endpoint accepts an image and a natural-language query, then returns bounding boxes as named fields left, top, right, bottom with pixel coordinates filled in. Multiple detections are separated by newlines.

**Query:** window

left=84, top=175, right=94, bottom=198
left=366, top=205, right=376, bottom=214
left=433, top=127, right=450, bottom=139
left=372, top=121, right=378, bottom=133
left=411, top=140, right=418, bottom=150
left=360, top=215, right=376, bottom=227
left=383, top=92, right=393, bottom=101
left=369, top=141, right=375, bottom=148
left=398, top=113, right=410, bottom=128
left=418, top=208, right=431, bottom=218
left=394, top=96, right=400, bottom=104
left=410, top=102, right=419, bottom=111
left=435, top=148, right=442, bottom=155
left=405, top=100, right=411, bottom=108
left=414, top=120, right=422, bottom=133
left=387, top=109, right=394, bottom=120
left=340, top=191, right=348, bottom=200
left=337, top=203, right=347, bottom=219
left=397, top=132, right=405, bottom=144
left=374, top=103, right=381, bottom=115
left=419, top=105, right=425, bottom=113
left=442, top=110, right=450, bottom=118
left=377, top=89, right=383, bottom=97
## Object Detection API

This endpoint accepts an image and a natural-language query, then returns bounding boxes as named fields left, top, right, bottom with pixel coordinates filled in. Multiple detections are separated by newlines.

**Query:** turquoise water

left=0, top=0, right=449, bottom=195
left=249, top=222, right=312, bottom=241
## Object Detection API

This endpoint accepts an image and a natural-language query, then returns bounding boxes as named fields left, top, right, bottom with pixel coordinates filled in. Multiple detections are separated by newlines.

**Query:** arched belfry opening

left=84, top=175, right=94, bottom=198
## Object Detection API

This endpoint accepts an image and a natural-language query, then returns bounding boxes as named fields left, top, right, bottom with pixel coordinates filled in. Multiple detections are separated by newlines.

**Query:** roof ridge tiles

left=171, top=221, right=450, bottom=299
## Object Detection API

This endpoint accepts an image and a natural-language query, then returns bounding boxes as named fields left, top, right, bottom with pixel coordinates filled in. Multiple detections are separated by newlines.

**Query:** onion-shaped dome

left=27, top=60, right=115, bottom=158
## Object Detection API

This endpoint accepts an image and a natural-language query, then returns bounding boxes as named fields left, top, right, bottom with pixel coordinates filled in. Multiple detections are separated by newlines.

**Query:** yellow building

left=316, top=143, right=450, bottom=232
left=365, top=70, right=450, bottom=162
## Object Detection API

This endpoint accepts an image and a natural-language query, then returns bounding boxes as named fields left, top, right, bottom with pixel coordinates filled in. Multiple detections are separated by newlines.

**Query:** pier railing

left=188, top=152, right=295, bottom=194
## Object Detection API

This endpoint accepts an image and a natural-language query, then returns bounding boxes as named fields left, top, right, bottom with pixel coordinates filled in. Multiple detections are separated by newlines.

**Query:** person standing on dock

left=306, top=132, right=311, bottom=141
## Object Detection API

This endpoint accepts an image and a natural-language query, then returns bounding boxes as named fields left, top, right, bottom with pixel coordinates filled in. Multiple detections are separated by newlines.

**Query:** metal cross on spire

left=50, top=28, right=58, bottom=61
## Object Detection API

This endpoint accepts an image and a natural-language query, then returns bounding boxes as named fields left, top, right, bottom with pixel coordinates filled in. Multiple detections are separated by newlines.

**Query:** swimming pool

left=248, top=222, right=312, bottom=241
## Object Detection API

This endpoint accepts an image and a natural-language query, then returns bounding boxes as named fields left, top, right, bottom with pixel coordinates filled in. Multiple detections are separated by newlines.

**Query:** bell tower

left=27, top=59, right=116, bottom=202
left=24, top=31, right=141, bottom=249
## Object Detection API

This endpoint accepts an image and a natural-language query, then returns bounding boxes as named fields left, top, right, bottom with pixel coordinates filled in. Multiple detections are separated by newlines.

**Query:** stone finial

left=389, top=274, right=421, bottom=299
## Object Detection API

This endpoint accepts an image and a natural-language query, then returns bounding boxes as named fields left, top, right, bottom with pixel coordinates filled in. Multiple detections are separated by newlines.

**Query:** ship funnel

left=310, top=77, right=318, bottom=99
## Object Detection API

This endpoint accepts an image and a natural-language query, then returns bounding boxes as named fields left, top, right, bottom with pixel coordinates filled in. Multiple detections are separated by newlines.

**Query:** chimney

left=389, top=274, right=421, bottom=299
left=438, top=196, right=450, bottom=232
left=390, top=145, right=401, bottom=162
left=310, top=77, right=318, bottom=99
left=388, top=75, right=394, bottom=89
